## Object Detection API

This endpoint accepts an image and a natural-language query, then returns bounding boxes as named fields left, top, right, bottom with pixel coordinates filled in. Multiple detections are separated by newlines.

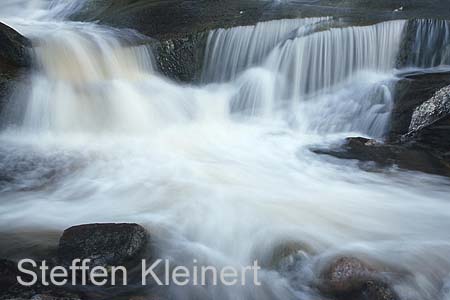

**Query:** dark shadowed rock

left=0, top=259, right=20, bottom=290
left=401, top=85, right=450, bottom=156
left=58, top=223, right=149, bottom=269
left=408, top=85, right=450, bottom=132
left=389, top=71, right=450, bottom=141
left=0, top=23, right=31, bottom=69
left=313, top=137, right=450, bottom=177
left=0, top=259, right=82, bottom=300
left=0, top=22, right=31, bottom=113
left=319, top=257, right=398, bottom=300
left=154, top=32, right=207, bottom=82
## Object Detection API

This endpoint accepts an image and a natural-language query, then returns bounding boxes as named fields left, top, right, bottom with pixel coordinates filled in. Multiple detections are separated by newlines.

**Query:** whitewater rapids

left=1, top=1, right=450, bottom=300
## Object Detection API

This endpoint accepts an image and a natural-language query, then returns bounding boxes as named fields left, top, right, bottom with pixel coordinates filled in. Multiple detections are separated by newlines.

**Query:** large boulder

left=58, top=223, right=149, bottom=269
left=319, top=256, right=398, bottom=300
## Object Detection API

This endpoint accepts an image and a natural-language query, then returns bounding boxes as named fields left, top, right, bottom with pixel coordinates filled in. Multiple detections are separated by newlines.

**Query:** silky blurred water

left=1, top=1, right=450, bottom=300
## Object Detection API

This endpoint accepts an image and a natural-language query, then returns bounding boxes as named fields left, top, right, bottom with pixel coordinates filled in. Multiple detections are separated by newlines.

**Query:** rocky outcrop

left=58, top=223, right=149, bottom=269
left=313, top=137, right=450, bottom=177
left=389, top=71, right=450, bottom=141
left=399, top=84, right=450, bottom=163
left=0, top=22, right=31, bottom=113
left=319, top=256, right=398, bottom=300
left=408, top=85, right=450, bottom=132
left=320, top=74, right=450, bottom=177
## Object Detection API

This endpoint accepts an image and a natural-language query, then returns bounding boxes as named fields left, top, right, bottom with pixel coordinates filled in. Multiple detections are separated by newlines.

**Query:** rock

left=0, top=22, right=31, bottom=114
left=401, top=85, right=450, bottom=155
left=321, top=257, right=375, bottom=294
left=58, top=223, right=149, bottom=269
left=313, top=137, right=450, bottom=177
left=154, top=32, right=207, bottom=82
left=0, top=22, right=31, bottom=69
left=71, top=0, right=300, bottom=41
left=0, top=259, right=20, bottom=290
left=319, top=256, right=398, bottom=300
left=408, top=85, right=450, bottom=132
left=0, top=259, right=82, bottom=300
left=389, top=71, right=450, bottom=141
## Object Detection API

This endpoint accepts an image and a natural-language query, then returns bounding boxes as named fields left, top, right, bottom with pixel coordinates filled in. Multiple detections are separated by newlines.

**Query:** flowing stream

left=1, top=1, right=450, bottom=300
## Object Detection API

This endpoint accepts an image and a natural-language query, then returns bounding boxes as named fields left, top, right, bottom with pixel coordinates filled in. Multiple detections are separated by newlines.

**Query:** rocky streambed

left=0, top=223, right=402, bottom=300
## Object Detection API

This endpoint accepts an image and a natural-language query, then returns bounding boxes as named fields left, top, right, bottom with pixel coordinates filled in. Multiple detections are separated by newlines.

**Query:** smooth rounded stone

left=319, top=257, right=398, bottom=300
left=58, top=223, right=149, bottom=269
left=320, top=257, right=375, bottom=293
left=409, top=85, right=450, bottom=132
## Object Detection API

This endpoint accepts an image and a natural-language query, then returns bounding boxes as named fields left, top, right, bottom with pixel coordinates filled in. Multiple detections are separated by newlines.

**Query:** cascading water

left=1, top=1, right=450, bottom=300
left=201, top=17, right=330, bottom=83
left=402, top=19, right=450, bottom=68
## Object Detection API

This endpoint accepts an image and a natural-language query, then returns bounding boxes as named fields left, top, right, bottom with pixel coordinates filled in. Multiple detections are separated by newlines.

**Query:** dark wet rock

left=313, top=137, right=450, bottom=177
left=389, top=71, right=450, bottom=141
left=154, top=32, right=208, bottom=82
left=0, top=22, right=31, bottom=114
left=1, top=284, right=82, bottom=300
left=0, top=259, right=82, bottom=300
left=58, top=223, right=149, bottom=269
left=0, top=23, right=31, bottom=69
left=319, top=257, right=398, bottom=300
left=71, top=0, right=300, bottom=41
left=0, top=259, right=20, bottom=290
left=73, top=0, right=450, bottom=40
left=320, top=257, right=375, bottom=294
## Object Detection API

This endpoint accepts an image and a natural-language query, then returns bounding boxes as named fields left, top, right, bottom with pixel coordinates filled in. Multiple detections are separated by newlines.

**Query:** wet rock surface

left=401, top=85, right=450, bottom=155
left=0, top=22, right=31, bottom=113
left=319, top=257, right=398, bottom=300
left=70, top=1, right=450, bottom=82
left=389, top=71, right=450, bottom=141
left=73, top=0, right=450, bottom=40
left=154, top=32, right=207, bottom=82
left=58, top=223, right=149, bottom=269
left=0, top=259, right=82, bottom=300
left=313, top=137, right=450, bottom=177
left=409, top=85, right=450, bottom=132
left=0, top=23, right=30, bottom=69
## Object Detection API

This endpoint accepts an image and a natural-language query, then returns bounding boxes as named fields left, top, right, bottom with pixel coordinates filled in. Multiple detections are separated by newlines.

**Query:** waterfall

left=201, top=17, right=330, bottom=83
left=266, top=20, right=406, bottom=98
left=14, top=25, right=161, bottom=133
left=2, top=3, right=450, bottom=300
left=221, top=19, right=406, bottom=137
left=402, top=19, right=450, bottom=68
